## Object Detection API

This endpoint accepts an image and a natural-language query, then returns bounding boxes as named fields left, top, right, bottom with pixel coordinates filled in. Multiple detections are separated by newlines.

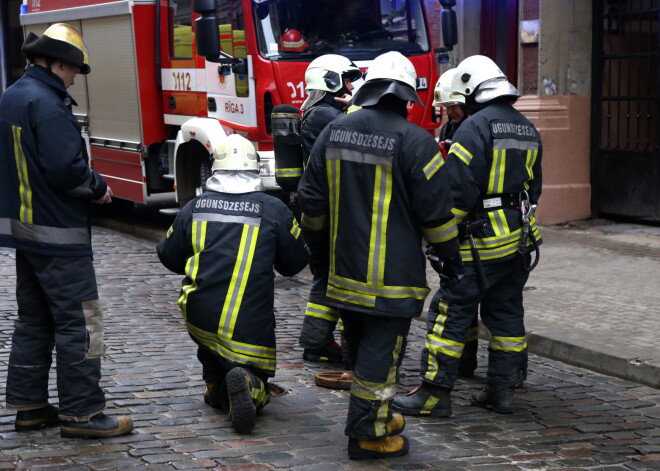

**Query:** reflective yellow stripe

left=177, top=221, right=207, bottom=321
left=487, top=209, right=510, bottom=237
left=275, top=167, right=303, bottom=178
left=327, top=284, right=376, bottom=308
left=327, top=159, right=340, bottom=275
left=166, top=225, right=174, bottom=238
left=188, top=323, right=276, bottom=372
left=367, top=165, right=392, bottom=286
left=12, top=126, right=33, bottom=224
left=424, top=299, right=448, bottom=382
left=423, top=151, right=444, bottom=180
left=448, top=142, right=473, bottom=166
left=524, top=149, right=538, bottom=190
left=488, top=149, right=506, bottom=194
left=422, top=218, right=458, bottom=244
left=219, top=224, right=259, bottom=339
left=489, top=336, right=527, bottom=352
left=304, top=302, right=339, bottom=322
left=329, top=273, right=429, bottom=300
left=451, top=207, right=468, bottom=224
left=290, top=217, right=301, bottom=239
left=301, top=213, right=327, bottom=231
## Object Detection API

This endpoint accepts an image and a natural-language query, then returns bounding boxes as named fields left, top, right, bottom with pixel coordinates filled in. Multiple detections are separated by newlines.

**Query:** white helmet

left=212, top=134, right=259, bottom=172
left=452, top=55, right=519, bottom=103
left=433, top=68, right=465, bottom=106
left=352, top=51, right=422, bottom=106
left=305, top=54, right=361, bottom=93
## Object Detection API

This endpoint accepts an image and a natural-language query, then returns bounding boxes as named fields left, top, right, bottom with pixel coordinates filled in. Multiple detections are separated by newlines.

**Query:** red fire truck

left=20, top=0, right=455, bottom=207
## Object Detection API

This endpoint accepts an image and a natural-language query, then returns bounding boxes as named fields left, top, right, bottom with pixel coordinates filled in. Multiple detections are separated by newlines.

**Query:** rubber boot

left=391, top=383, right=452, bottom=417
left=15, top=404, right=59, bottom=431
left=225, top=367, right=257, bottom=434
left=303, top=341, right=343, bottom=363
left=384, top=412, right=405, bottom=436
left=60, top=413, right=133, bottom=438
left=348, top=435, right=409, bottom=459
left=471, top=385, right=514, bottom=414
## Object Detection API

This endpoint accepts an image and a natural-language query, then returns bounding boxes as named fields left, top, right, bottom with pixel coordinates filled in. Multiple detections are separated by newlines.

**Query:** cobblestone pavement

left=0, top=227, right=659, bottom=470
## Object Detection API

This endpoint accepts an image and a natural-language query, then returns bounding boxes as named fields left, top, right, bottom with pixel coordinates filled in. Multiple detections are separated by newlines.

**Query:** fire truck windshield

left=252, top=0, right=430, bottom=61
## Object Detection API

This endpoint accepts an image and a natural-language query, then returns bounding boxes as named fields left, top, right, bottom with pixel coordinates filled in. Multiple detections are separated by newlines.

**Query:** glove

left=439, top=139, right=452, bottom=159
left=426, top=245, right=464, bottom=285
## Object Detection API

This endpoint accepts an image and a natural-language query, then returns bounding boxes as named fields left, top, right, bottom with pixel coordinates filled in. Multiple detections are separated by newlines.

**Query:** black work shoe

left=471, top=385, right=514, bottom=414
left=391, top=384, right=452, bottom=417
left=15, top=404, right=59, bottom=431
left=348, top=435, right=409, bottom=459
left=60, top=413, right=133, bottom=438
left=226, top=367, right=256, bottom=434
left=302, top=341, right=343, bottom=363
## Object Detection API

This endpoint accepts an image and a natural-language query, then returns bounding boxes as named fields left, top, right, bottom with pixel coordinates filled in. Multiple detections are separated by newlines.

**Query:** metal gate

left=591, top=0, right=659, bottom=221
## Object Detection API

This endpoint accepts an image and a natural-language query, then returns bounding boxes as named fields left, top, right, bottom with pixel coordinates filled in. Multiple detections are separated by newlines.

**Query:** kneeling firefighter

left=392, top=55, right=542, bottom=417
left=157, top=132, right=308, bottom=434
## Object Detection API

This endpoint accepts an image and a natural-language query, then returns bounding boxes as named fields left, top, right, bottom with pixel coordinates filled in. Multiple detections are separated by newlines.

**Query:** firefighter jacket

left=445, top=101, right=543, bottom=263
left=298, top=105, right=460, bottom=318
left=0, top=65, right=107, bottom=257
left=301, top=94, right=344, bottom=157
left=157, top=189, right=308, bottom=377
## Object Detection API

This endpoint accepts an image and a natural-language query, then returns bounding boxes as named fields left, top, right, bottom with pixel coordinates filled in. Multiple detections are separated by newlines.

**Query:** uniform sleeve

left=273, top=203, right=308, bottom=276
left=405, top=132, right=460, bottom=259
left=301, top=106, right=342, bottom=154
left=444, top=120, right=489, bottom=225
left=297, top=127, right=331, bottom=274
left=156, top=203, right=193, bottom=275
left=35, top=109, right=107, bottom=200
left=528, top=139, right=543, bottom=204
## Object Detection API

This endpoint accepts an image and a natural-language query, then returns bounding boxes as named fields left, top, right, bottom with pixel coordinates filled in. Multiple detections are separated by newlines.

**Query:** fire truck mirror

left=440, top=1, right=458, bottom=49
left=232, top=59, right=248, bottom=76
left=193, top=0, right=217, bottom=14
left=195, top=16, right=221, bottom=59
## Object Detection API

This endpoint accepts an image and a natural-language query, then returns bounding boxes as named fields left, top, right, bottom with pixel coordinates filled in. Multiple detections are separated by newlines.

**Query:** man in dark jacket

left=298, top=51, right=461, bottom=459
left=0, top=23, right=132, bottom=438
left=392, top=55, right=542, bottom=417
left=158, top=132, right=307, bottom=434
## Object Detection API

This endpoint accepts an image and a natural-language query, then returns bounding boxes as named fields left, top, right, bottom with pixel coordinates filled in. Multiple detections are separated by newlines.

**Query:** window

left=170, top=0, right=193, bottom=59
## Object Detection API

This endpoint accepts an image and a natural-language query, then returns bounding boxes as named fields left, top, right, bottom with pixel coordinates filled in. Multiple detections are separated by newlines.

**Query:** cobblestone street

left=0, top=227, right=659, bottom=470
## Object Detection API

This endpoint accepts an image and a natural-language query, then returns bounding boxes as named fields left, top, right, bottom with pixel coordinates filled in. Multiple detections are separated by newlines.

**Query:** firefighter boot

left=225, top=367, right=257, bottom=434
left=471, top=385, right=514, bottom=414
left=303, top=341, right=343, bottom=363
left=348, top=435, right=410, bottom=459
left=15, top=404, right=59, bottom=431
left=458, top=340, right=478, bottom=378
left=384, top=412, right=405, bottom=436
left=391, top=383, right=452, bottom=417
left=203, top=381, right=225, bottom=410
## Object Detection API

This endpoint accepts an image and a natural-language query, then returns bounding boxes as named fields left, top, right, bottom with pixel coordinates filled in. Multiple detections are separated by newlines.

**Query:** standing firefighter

left=298, top=54, right=361, bottom=366
left=157, top=133, right=307, bottom=434
left=298, top=51, right=461, bottom=459
left=392, top=55, right=542, bottom=417
left=0, top=23, right=133, bottom=438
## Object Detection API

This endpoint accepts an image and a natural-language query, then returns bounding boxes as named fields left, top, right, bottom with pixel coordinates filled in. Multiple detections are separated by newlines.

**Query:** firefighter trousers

left=299, top=274, right=349, bottom=361
left=421, top=255, right=530, bottom=389
left=6, top=251, right=106, bottom=420
left=339, top=309, right=410, bottom=440
left=197, top=347, right=270, bottom=410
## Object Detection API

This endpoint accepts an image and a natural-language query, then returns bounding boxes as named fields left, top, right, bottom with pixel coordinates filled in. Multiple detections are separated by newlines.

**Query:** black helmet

left=22, top=23, right=90, bottom=74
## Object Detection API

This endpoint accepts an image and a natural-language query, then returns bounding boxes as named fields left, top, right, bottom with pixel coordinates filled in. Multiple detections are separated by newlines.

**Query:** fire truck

left=20, top=0, right=456, bottom=208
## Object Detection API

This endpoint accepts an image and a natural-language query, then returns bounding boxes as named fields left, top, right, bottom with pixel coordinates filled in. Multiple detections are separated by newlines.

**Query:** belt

left=481, top=193, right=520, bottom=210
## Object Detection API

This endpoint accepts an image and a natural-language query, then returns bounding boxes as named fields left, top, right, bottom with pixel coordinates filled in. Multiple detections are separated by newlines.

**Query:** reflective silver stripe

left=423, top=151, right=444, bottom=180
left=0, top=218, right=90, bottom=245
left=448, top=143, right=473, bottom=165
left=326, top=147, right=393, bottom=167
left=329, top=274, right=428, bottom=299
left=493, top=138, right=539, bottom=151
left=275, top=168, right=303, bottom=177
left=421, top=219, right=458, bottom=244
left=193, top=213, right=261, bottom=227
left=327, top=285, right=376, bottom=307
left=67, top=173, right=94, bottom=198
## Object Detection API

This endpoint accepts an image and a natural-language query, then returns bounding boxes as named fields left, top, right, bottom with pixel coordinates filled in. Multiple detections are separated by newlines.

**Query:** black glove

left=426, top=245, right=464, bottom=285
